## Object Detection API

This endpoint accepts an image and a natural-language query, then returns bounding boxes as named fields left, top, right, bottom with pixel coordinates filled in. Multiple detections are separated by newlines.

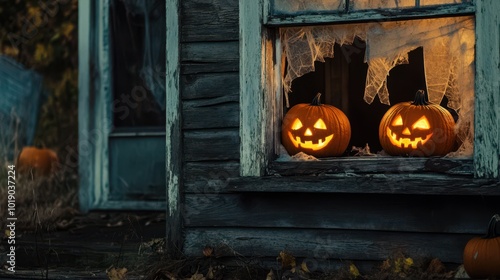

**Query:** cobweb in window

left=281, top=16, right=474, bottom=156
left=122, top=0, right=166, bottom=110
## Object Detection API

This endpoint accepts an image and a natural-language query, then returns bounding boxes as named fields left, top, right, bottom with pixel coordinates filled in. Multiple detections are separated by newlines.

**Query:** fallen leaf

left=349, top=263, right=360, bottom=279
left=380, top=259, right=391, bottom=271
left=278, top=251, right=296, bottom=269
left=203, top=246, right=214, bottom=257
left=207, top=266, right=214, bottom=279
left=403, top=257, right=414, bottom=271
left=301, top=260, right=310, bottom=273
left=106, top=267, right=127, bottom=280
left=184, top=273, right=205, bottom=280
left=266, top=269, right=275, bottom=280
left=426, top=258, right=446, bottom=274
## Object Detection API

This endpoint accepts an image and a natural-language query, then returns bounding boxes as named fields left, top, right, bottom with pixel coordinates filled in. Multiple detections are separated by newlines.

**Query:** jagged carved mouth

left=386, top=128, right=432, bottom=149
left=288, top=132, right=334, bottom=151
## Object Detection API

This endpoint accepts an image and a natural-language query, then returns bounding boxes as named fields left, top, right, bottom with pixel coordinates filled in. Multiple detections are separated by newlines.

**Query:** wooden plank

left=184, top=129, right=240, bottom=161
left=78, top=0, right=114, bottom=211
left=181, top=41, right=239, bottom=63
left=166, top=0, right=183, bottom=257
left=181, top=41, right=239, bottom=74
left=181, top=73, right=239, bottom=100
left=183, top=99, right=239, bottom=129
left=181, top=62, right=239, bottom=75
left=180, top=0, right=238, bottom=42
left=269, top=157, right=473, bottom=176
left=184, top=228, right=474, bottom=263
left=184, top=161, right=240, bottom=193
left=184, top=193, right=499, bottom=234
left=474, top=0, right=500, bottom=178
left=265, top=3, right=475, bottom=26
left=239, top=0, right=270, bottom=176
left=226, top=174, right=500, bottom=196
left=78, top=0, right=92, bottom=213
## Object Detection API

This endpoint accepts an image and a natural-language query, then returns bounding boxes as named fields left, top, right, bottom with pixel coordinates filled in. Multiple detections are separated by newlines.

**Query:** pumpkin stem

left=411, top=90, right=431, bottom=106
left=311, top=93, right=322, bottom=106
left=485, top=214, right=500, bottom=238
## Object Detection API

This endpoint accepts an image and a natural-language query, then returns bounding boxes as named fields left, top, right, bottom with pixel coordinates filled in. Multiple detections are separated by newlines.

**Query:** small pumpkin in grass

left=282, top=93, right=351, bottom=158
left=17, top=147, right=59, bottom=177
left=379, top=90, right=456, bottom=156
left=463, top=214, right=500, bottom=279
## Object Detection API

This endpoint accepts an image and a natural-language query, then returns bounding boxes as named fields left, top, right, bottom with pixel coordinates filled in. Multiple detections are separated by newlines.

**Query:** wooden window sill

left=227, top=157, right=500, bottom=196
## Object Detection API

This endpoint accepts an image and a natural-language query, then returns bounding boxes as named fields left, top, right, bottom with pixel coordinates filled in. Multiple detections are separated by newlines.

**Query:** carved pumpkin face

left=282, top=93, right=351, bottom=158
left=379, top=90, right=456, bottom=156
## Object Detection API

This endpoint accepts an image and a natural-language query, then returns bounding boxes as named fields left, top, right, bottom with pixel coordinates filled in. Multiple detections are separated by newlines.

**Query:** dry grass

left=0, top=162, right=79, bottom=232
left=0, top=111, right=79, bottom=233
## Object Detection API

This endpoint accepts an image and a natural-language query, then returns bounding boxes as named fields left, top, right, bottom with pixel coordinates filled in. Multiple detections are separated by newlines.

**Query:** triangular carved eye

left=291, top=119, right=303, bottom=130
left=392, top=115, right=403, bottom=126
left=412, top=116, right=430, bottom=130
left=314, top=119, right=327, bottom=130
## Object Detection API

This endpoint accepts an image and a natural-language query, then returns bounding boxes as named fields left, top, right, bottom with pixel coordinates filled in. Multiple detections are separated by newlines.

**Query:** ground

left=0, top=211, right=166, bottom=279
left=0, top=210, right=472, bottom=280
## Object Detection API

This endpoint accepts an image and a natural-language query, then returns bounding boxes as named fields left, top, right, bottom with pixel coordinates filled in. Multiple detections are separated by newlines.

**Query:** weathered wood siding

left=179, top=0, right=500, bottom=270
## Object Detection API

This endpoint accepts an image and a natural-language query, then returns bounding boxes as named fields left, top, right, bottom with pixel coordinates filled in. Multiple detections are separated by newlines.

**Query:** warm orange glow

left=287, top=132, right=334, bottom=151
left=412, top=116, right=431, bottom=129
left=291, top=118, right=303, bottom=130
left=314, top=118, right=327, bottom=129
left=392, top=115, right=403, bottom=126
left=386, top=127, right=432, bottom=149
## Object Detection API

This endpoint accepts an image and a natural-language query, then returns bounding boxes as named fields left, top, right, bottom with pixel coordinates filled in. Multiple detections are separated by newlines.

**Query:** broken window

left=277, top=10, right=474, bottom=157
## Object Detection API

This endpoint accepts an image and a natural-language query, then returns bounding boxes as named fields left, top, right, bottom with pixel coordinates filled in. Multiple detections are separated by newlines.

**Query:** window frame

left=239, top=0, right=500, bottom=179
left=78, top=0, right=179, bottom=212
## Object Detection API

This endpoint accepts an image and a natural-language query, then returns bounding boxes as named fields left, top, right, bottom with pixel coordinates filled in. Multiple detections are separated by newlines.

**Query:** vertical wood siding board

left=95, top=0, right=112, bottom=208
left=474, top=0, right=500, bottom=178
left=78, top=0, right=92, bottom=213
left=240, top=0, right=266, bottom=176
left=166, top=0, right=183, bottom=257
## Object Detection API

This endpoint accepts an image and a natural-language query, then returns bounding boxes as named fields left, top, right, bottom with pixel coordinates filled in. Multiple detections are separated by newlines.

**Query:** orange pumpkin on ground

left=282, top=93, right=351, bottom=158
left=17, top=147, right=59, bottom=177
left=379, top=90, right=456, bottom=157
left=463, top=214, right=500, bottom=279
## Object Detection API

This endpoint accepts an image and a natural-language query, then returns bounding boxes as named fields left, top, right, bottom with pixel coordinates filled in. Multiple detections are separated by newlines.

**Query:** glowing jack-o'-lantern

left=282, top=93, right=351, bottom=158
left=379, top=90, right=456, bottom=156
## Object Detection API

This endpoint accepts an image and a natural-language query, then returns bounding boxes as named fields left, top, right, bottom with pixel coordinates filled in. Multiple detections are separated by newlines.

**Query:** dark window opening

left=285, top=38, right=459, bottom=155
left=110, top=0, right=166, bottom=128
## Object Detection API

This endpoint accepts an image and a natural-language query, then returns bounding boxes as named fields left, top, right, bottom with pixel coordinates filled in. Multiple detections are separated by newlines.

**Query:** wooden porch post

left=166, top=0, right=183, bottom=257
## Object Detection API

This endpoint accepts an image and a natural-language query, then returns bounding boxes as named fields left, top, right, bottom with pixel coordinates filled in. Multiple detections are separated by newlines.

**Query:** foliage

left=0, top=0, right=78, bottom=159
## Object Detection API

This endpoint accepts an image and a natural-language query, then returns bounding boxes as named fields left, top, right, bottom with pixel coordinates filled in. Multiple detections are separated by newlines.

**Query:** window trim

left=239, top=0, right=500, bottom=179
left=78, top=0, right=179, bottom=213
left=264, top=1, right=475, bottom=26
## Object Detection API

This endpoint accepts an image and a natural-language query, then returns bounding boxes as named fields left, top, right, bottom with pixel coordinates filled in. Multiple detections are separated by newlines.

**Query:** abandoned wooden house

left=78, top=0, right=500, bottom=270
